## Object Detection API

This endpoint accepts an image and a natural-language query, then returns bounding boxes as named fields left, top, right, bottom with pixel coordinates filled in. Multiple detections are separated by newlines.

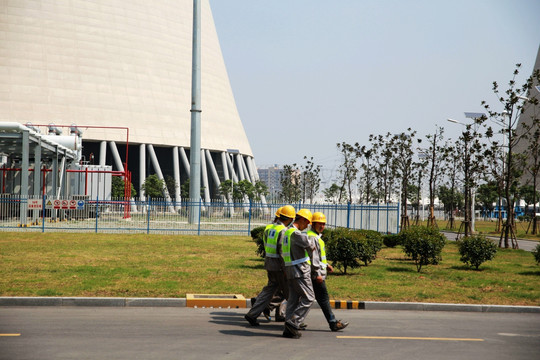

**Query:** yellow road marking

left=0, top=334, right=21, bottom=337
left=337, top=335, right=484, bottom=342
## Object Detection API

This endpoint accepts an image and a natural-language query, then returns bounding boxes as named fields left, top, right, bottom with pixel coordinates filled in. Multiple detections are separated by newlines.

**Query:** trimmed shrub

left=401, top=226, right=446, bottom=272
left=383, top=233, right=401, bottom=248
left=533, top=243, right=540, bottom=265
left=353, top=229, right=383, bottom=266
left=325, top=228, right=383, bottom=272
left=325, top=227, right=363, bottom=274
left=458, top=235, right=497, bottom=270
left=250, top=226, right=266, bottom=258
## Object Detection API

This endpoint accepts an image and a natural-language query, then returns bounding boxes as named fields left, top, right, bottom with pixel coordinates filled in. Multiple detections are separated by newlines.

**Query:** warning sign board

left=28, top=199, right=42, bottom=210
left=44, top=199, right=86, bottom=210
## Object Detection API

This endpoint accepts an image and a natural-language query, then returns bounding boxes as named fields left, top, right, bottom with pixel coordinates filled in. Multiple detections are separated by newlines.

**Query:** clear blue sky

left=210, top=0, right=540, bottom=185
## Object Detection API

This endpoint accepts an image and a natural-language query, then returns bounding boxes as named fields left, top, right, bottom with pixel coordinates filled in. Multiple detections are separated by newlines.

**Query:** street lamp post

left=188, top=0, right=201, bottom=224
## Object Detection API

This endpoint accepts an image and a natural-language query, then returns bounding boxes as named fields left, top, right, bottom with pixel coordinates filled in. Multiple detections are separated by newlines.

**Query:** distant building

left=258, top=166, right=282, bottom=200
left=515, top=46, right=540, bottom=186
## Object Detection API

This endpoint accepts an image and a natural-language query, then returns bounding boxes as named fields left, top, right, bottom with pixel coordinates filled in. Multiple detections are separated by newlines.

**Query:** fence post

left=386, top=203, right=389, bottom=234
left=376, top=202, right=380, bottom=232
left=147, top=197, right=151, bottom=234
left=247, top=200, right=252, bottom=236
left=396, top=202, right=400, bottom=233
left=346, top=202, right=351, bottom=229
left=197, top=198, right=201, bottom=236
left=95, top=196, right=99, bottom=233
left=41, top=194, right=45, bottom=233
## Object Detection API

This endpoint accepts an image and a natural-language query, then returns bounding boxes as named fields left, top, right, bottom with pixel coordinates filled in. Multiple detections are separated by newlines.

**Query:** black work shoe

left=274, top=315, right=286, bottom=322
left=283, top=323, right=301, bottom=339
left=244, top=314, right=259, bottom=326
left=299, top=323, right=307, bottom=330
left=285, top=322, right=300, bottom=336
left=263, top=308, right=271, bottom=321
left=330, top=320, right=349, bottom=332
left=282, top=329, right=302, bottom=339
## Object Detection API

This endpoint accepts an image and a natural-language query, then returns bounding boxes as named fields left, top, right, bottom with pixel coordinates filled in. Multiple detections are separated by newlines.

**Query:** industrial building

left=0, top=0, right=258, bottom=208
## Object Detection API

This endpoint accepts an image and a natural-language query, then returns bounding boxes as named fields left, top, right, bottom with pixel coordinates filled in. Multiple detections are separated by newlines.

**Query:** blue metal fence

left=0, top=195, right=400, bottom=235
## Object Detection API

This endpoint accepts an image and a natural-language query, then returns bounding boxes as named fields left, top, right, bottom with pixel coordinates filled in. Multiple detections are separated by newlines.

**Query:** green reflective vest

left=264, top=223, right=286, bottom=258
left=308, top=230, right=327, bottom=268
left=283, top=227, right=310, bottom=266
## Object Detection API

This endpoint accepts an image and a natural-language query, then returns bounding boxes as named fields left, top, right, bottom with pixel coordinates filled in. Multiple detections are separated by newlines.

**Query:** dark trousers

left=313, top=279, right=336, bottom=325
left=247, top=270, right=288, bottom=319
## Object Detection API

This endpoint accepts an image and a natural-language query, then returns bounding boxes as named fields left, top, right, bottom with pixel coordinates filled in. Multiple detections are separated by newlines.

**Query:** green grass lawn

left=1, top=232, right=538, bottom=306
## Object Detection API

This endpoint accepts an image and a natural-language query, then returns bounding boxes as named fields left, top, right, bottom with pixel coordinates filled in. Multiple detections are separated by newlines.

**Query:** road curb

left=1, top=297, right=539, bottom=313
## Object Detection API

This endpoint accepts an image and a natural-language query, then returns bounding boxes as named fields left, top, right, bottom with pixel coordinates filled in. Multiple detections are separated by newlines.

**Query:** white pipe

left=226, top=153, right=238, bottom=182
left=109, top=141, right=125, bottom=173
left=139, top=144, right=146, bottom=201
left=0, top=122, right=77, bottom=160
left=147, top=144, right=174, bottom=212
left=205, top=150, right=221, bottom=193
left=236, top=154, right=245, bottom=181
left=173, top=146, right=181, bottom=208
left=221, top=152, right=230, bottom=181
left=99, top=141, right=107, bottom=166
left=179, top=147, right=190, bottom=177
left=200, top=149, right=210, bottom=203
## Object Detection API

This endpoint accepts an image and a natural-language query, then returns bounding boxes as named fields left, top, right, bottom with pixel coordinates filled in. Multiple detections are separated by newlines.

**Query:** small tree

left=280, top=164, right=301, bottom=202
left=250, top=226, right=266, bottom=258
left=164, top=175, right=178, bottom=200
left=218, top=179, right=234, bottom=201
left=482, top=63, right=540, bottom=248
left=142, top=174, right=165, bottom=198
left=458, top=235, right=497, bottom=270
left=111, top=176, right=136, bottom=198
left=323, top=183, right=342, bottom=204
left=423, top=126, right=445, bottom=228
left=300, top=156, right=322, bottom=204
left=252, top=180, right=269, bottom=201
left=389, top=128, right=418, bottom=231
left=476, top=182, right=498, bottom=220
left=336, top=142, right=361, bottom=203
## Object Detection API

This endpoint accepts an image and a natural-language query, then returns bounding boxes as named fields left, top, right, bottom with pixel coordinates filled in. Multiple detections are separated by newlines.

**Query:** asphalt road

left=440, top=231, right=538, bottom=252
left=1, top=307, right=539, bottom=360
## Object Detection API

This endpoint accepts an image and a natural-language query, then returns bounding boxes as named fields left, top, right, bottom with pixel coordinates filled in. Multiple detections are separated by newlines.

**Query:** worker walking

left=282, top=209, right=315, bottom=339
left=309, top=212, right=349, bottom=332
left=245, top=205, right=295, bottom=326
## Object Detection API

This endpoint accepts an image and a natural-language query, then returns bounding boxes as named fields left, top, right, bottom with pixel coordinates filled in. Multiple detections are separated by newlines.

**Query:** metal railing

left=0, top=195, right=400, bottom=235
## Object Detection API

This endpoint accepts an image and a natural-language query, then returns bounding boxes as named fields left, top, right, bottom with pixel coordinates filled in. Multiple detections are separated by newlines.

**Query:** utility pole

left=189, top=0, right=201, bottom=224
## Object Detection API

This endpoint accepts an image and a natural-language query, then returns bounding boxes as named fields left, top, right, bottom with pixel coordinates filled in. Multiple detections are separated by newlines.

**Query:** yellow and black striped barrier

left=330, top=300, right=365, bottom=310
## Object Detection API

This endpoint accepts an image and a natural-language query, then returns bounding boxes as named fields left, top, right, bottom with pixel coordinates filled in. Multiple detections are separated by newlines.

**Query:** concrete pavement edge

left=1, top=297, right=539, bottom=313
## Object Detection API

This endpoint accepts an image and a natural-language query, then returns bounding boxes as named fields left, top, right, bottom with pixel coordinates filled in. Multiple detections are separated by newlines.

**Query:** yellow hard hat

left=296, top=209, right=313, bottom=223
left=280, top=205, right=296, bottom=219
left=312, top=212, right=326, bottom=224
left=275, top=207, right=283, bottom=217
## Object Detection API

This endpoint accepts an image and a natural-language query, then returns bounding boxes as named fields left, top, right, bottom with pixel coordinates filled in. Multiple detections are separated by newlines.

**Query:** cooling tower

left=0, top=0, right=258, bottom=201
left=515, top=46, right=540, bottom=186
